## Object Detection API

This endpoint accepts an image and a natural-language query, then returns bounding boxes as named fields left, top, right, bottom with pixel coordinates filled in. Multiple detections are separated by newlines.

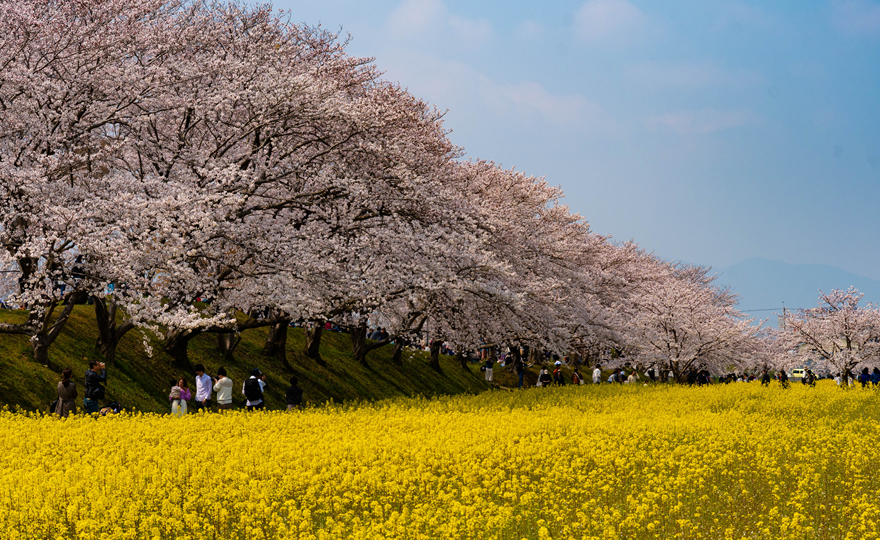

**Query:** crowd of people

left=52, top=345, right=880, bottom=417
left=51, top=362, right=305, bottom=417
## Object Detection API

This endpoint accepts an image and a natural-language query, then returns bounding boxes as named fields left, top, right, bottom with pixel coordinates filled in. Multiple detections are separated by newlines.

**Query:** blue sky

left=271, top=0, right=880, bottom=279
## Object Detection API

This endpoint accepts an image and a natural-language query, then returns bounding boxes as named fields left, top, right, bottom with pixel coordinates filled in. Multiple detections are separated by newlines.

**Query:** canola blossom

left=2, top=382, right=879, bottom=539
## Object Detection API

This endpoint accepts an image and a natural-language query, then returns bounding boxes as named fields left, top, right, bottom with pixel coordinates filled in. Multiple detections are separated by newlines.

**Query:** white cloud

left=386, top=0, right=492, bottom=44
left=626, top=62, right=765, bottom=90
left=574, top=0, right=645, bottom=42
left=378, top=51, right=608, bottom=129
left=387, top=0, right=446, bottom=38
left=489, top=81, right=604, bottom=126
left=832, top=0, right=880, bottom=36
left=650, top=108, right=760, bottom=134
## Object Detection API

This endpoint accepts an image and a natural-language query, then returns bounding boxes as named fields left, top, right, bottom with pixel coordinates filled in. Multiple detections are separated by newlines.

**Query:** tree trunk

left=429, top=340, right=443, bottom=372
left=263, top=319, right=294, bottom=371
left=32, top=334, right=54, bottom=371
left=392, top=341, right=404, bottom=365
left=216, top=331, right=241, bottom=364
left=350, top=323, right=368, bottom=366
left=94, top=297, right=135, bottom=366
left=529, top=347, right=541, bottom=366
left=305, top=321, right=325, bottom=365
left=164, top=328, right=197, bottom=372
left=30, top=290, right=86, bottom=370
left=457, top=351, right=468, bottom=370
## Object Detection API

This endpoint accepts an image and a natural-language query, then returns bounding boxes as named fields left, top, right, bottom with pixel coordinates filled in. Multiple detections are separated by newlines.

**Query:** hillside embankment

left=0, top=306, right=529, bottom=412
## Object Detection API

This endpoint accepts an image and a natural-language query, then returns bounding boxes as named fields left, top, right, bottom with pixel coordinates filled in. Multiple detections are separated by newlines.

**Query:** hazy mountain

left=717, top=258, right=880, bottom=325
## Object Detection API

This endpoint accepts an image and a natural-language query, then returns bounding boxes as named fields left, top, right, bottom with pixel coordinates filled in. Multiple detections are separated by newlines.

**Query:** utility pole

left=780, top=301, right=786, bottom=329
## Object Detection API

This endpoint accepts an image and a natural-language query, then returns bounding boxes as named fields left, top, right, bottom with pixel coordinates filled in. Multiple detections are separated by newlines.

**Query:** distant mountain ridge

left=717, top=258, right=880, bottom=324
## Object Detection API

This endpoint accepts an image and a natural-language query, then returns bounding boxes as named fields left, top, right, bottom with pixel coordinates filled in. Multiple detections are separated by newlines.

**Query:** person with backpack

left=55, top=367, right=77, bottom=417
left=242, top=368, right=265, bottom=411
left=285, top=376, right=303, bottom=410
left=83, top=360, right=107, bottom=414
left=213, top=367, right=234, bottom=411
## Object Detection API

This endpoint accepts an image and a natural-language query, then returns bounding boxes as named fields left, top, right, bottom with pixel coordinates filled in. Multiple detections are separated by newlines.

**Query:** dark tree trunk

left=32, top=334, right=53, bottom=371
left=94, top=297, right=135, bottom=366
left=305, top=321, right=325, bottom=365
left=392, top=341, right=404, bottom=365
left=457, top=351, right=468, bottom=370
left=350, top=323, right=368, bottom=366
left=164, top=328, right=197, bottom=372
left=262, top=319, right=294, bottom=371
left=429, top=340, right=443, bottom=372
left=217, top=331, right=241, bottom=364
left=529, top=347, right=541, bottom=366
left=30, top=290, right=86, bottom=370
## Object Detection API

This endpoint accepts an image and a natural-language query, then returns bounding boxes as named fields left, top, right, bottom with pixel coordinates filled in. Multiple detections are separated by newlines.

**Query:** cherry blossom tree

left=621, top=261, right=765, bottom=381
left=0, top=0, right=182, bottom=368
left=0, top=0, right=779, bottom=380
left=778, top=287, right=880, bottom=380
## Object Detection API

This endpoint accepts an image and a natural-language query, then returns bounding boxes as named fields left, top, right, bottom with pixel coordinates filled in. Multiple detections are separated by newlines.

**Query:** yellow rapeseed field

left=2, top=381, right=878, bottom=539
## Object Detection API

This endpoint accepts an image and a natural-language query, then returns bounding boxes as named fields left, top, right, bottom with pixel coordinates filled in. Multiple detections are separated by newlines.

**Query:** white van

left=791, top=368, right=805, bottom=380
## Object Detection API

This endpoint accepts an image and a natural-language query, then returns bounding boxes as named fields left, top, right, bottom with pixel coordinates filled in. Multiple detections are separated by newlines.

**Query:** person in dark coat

left=83, top=360, right=107, bottom=414
left=55, top=367, right=77, bottom=417
left=285, top=376, right=304, bottom=410
left=778, top=369, right=790, bottom=389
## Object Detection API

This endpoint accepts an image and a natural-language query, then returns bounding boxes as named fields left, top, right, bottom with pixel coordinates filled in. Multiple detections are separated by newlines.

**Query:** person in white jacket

left=213, top=367, right=234, bottom=411
left=592, top=365, right=602, bottom=384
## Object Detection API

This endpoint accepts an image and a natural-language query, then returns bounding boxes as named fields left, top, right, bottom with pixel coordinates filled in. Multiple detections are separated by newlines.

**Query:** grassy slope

left=0, top=305, right=498, bottom=413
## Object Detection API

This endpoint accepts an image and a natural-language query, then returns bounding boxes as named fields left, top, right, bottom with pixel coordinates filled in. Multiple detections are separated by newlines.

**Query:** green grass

left=0, top=305, right=497, bottom=413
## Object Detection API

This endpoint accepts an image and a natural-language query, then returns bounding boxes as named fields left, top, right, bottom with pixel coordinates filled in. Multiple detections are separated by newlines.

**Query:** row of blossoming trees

left=1, top=0, right=877, bottom=380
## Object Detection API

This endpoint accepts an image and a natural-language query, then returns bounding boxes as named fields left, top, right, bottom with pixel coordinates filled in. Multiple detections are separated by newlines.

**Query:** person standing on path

left=593, top=365, right=602, bottom=384
left=83, top=360, right=106, bottom=414
left=242, top=368, right=265, bottom=411
left=55, top=367, right=77, bottom=417
left=484, top=358, right=494, bottom=382
left=213, top=367, right=234, bottom=411
left=193, top=364, right=212, bottom=412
